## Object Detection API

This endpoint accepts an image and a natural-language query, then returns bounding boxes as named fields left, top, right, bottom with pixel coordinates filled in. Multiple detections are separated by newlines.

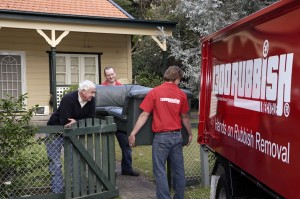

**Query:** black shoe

left=121, top=170, right=140, bottom=177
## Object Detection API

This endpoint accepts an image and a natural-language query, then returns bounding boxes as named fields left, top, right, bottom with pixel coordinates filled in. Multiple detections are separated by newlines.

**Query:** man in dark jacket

left=46, top=80, right=96, bottom=193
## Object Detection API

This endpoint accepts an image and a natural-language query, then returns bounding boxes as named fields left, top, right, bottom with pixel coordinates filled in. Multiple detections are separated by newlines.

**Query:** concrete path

left=115, top=162, right=156, bottom=199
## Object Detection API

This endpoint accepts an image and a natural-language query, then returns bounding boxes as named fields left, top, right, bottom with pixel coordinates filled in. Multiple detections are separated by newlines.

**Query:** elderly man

left=46, top=80, right=96, bottom=193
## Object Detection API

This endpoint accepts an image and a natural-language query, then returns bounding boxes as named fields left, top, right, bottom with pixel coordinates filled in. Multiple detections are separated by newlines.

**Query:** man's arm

left=128, top=111, right=150, bottom=147
left=181, top=112, right=193, bottom=146
left=58, top=94, right=75, bottom=125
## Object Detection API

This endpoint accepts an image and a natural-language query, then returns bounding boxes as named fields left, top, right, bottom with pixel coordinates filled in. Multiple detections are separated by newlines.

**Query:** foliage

left=62, top=84, right=78, bottom=96
left=113, top=0, right=181, bottom=19
left=167, top=0, right=279, bottom=98
left=131, top=0, right=185, bottom=87
left=132, top=36, right=164, bottom=76
left=111, top=0, right=138, bottom=18
left=0, top=94, right=38, bottom=180
left=126, top=0, right=279, bottom=99
left=173, top=0, right=277, bottom=37
left=135, top=72, right=163, bottom=88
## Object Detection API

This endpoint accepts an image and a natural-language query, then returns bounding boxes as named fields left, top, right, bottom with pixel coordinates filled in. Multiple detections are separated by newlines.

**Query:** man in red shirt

left=102, top=67, right=139, bottom=176
left=101, top=67, right=123, bottom=86
left=129, top=66, right=193, bottom=199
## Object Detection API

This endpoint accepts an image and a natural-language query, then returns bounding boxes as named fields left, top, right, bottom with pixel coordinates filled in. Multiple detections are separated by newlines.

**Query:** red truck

left=198, top=0, right=299, bottom=198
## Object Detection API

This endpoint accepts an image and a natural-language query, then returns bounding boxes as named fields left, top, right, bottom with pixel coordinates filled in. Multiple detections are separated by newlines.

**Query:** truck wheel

left=216, top=174, right=231, bottom=199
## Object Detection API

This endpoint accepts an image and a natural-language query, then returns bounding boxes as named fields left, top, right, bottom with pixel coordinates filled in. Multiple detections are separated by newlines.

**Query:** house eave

left=0, top=9, right=177, bottom=36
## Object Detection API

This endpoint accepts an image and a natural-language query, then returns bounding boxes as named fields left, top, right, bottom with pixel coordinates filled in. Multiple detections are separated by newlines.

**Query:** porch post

left=36, top=29, right=69, bottom=112
left=50, top=47, right=57, bottom=112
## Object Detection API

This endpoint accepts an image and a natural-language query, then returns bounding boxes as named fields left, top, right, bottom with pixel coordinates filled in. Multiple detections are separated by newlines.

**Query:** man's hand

left=65, top=118, right=76, bottom=128
left=186, top=133, right=193, bottom=146
left=128, top=134, right=136, bottom=147
left=128, top=111, right=150, bottom=147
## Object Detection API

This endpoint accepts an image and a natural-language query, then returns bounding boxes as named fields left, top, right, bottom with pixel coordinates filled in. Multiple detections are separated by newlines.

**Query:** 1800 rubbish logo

left=212, top=40, right=293, bottom=117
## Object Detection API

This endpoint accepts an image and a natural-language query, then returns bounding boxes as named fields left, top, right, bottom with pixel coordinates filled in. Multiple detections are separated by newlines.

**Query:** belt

left=158, top=129, right=181, bottom=133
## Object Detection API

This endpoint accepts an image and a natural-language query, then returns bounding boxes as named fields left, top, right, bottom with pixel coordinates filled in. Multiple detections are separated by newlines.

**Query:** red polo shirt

left=140, top=82, right=189, bottom=133
left=101, top=80, right=123, bottom=86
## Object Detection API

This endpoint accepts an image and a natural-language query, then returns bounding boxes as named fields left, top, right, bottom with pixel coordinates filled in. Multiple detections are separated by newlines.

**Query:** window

left=55, top=54, right=99, bottom=107
left=56, top=54, right=98, bottom=85
left=0, top=52, right=24, bottom=99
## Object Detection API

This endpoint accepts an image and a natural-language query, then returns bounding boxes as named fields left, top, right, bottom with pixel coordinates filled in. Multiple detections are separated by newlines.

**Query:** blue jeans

left=152, top=132, right=185, bottom=199
left=115, top=131, right=133, bottom=172
left=46, top=135, right=64, bottom=193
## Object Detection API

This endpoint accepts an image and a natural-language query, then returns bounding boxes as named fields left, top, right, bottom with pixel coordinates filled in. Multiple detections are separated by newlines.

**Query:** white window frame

left=56, top=54, right=99, bottom=85
left=0, top=51, right=26, bottom=98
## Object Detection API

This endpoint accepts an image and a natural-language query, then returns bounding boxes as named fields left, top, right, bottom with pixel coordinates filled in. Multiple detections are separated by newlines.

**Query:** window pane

left=12, top=82, right=20, bottom=90
left=71, top=65, right=79, bottom=73
left=11, top=65, right=17, bottom=72
left=56, top=65, right=66, bottom=73
left=7, top=73, right=11, bottom=81
left=12, top=73, right=18, bottom=81
left=84, top=74, right=95, bottom=82
left=71, top=57, right=79, bottom=65
left=1, top=65, right=7, bottom=72
left=56, top=56, right=66, bottom=74
left=2, top=83, right=7, bottom=90
left=71, top=57, right=79, bottom=84
left=14, top=56, right=21, bottom=64
left=84, top=57, right=96, bottom=74
left=56, top=56, right=66, bottom=84
left=17, top=67, right=21, bottom=80
left=12, top=90, right=18, bottom=98
left=2, top=73, right=7, bottom=80
left=85, top=57, right=95, bottom=65
left=71, top=74, right=79, bottom=84
left=85, top=65, right=96, bottom=73
left=56, top=56, right=66, bottom=65
left=56, top=74, right=66, bottom=85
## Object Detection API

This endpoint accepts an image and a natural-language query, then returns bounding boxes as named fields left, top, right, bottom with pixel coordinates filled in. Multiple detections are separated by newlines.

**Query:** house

left=0, top=0, right=176, bottom=113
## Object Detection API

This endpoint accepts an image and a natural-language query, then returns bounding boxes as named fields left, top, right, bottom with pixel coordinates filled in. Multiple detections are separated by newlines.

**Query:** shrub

left=0, top=94, right=38, bottom=183
left=135, top=72, right=163, bottom=87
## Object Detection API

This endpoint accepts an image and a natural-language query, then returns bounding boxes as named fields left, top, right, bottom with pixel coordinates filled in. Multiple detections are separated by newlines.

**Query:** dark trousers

left=115, top=131, right=132, bottom=172
left=46, top=135, right=64, bottom=193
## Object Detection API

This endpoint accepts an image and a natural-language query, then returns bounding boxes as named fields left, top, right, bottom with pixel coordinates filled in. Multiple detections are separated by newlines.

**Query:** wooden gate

left=63, top=117, right=118, bottom=199
left=17, top=116, right=119, bottom=199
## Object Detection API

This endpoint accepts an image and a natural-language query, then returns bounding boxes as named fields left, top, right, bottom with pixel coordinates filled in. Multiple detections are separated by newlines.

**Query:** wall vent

left=35, top=106, right=50, bottom=115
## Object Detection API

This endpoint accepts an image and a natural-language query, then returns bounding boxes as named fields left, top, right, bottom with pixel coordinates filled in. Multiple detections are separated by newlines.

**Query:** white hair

left=78, top=80, right=96, bottom=92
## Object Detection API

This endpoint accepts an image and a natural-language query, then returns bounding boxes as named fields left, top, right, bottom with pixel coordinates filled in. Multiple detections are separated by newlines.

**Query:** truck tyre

left=216, top=174, right=231, bottom=199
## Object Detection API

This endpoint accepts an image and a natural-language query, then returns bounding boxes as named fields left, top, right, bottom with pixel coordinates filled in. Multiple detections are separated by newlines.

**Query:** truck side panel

left=199, top=1, right=300, bottom=198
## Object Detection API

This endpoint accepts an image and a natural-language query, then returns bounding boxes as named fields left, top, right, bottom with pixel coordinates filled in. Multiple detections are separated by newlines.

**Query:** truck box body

left=198, top=0, right=300, bottom=198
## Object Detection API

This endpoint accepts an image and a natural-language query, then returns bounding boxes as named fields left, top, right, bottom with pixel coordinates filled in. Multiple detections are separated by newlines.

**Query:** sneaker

left=121, top=170, right=140, bottom=177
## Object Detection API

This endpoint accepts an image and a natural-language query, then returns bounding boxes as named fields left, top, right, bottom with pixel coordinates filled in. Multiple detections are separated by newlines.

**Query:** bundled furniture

left=95, top=84, right=192, bottom=145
